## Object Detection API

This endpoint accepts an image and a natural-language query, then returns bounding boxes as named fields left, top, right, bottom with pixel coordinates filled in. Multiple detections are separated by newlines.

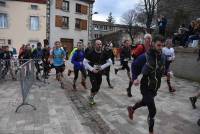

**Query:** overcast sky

left=93, top=0, right=140, bottom=24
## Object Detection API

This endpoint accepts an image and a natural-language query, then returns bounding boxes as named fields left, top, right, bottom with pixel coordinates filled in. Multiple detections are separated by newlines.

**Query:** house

left=49, top=0, right=95, bottom=52
left=0, top=0, right=47, bottom=51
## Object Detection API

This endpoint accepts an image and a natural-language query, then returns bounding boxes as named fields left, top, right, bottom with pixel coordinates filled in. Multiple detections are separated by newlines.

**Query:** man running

left=2, top=46, right=15, bottom=80
left=71, top=42, right=87, bottom=90
left=114, top=40, right=131, bottom=80
left=102, top=43, right=114, bottom=88
left=32, top=42, right=44, bottom=80
left=127, top=35, right=165, bottom=134
left=67, top=47, right=77, bottom=76
left=127, top=34, right=152, bottom=97
left=83, top=40, right=112, bottom=105
left=42, top=44, right=50, bottom=79
left=162, top=38, right=176, bottom=92
left=49, top=41, right=66, bottom=89
left=189, top=91, right=200, bottom=109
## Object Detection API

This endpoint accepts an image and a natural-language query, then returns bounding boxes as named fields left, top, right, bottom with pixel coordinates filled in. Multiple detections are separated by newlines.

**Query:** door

left=60, top=38, right=74, bottom=56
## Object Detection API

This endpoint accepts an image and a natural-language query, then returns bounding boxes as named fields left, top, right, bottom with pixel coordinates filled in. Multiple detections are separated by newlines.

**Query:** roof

left=80, top=0, right=95, bottom=4
left=15, top=0, right=47, bottom=4
left=93, top=20, right=114, bottom=26
left=93, top=20, right=128, bottom=28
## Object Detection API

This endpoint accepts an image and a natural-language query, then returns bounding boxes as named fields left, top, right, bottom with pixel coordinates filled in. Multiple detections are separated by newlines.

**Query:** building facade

left=49, top=0, right=94, bottom=52
left=0, top=0, right=46, bottom=51
left=92, top=20, right=127, bottom=40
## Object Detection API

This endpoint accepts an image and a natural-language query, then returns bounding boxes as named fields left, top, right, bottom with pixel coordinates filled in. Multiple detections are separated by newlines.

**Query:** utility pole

left=46, top=0, right=50, bottom=44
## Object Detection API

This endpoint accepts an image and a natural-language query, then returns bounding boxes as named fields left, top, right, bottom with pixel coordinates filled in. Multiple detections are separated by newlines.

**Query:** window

left=94, top=34, right=99, bottom=39
left=0, top=39, right=5, bottom=46
left=94, top=25, right=99, bottom=30
left=31, top=5, right=38, bottom=10
left=110, top=26, right=113, bottom=30
left=55, top=15, right=69, bottom=28
left=75, top=18, right=87, bottom=30
left=30, top=16, right=39, bottom=31
left=62, top=16, right=69, bottom=28
left=76, top=4, right=81, bottom=13
left=103, top=25, right=108, bottom=30
left=62, top=0, right=69, bottom=11
left=0, top=13, right=8, bottom=28
left=75, top=18, right=81, bottom=29
left=76, top=3, right=88, bottom=14
left=0, top=1, right=6, bottom=7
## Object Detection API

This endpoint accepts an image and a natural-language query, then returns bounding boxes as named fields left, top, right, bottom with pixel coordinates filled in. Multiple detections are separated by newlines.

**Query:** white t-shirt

left=162, top=47, right=175, bottom=61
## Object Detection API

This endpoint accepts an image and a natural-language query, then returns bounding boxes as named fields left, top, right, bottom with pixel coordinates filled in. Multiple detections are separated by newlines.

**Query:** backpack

left=131, top=44, right=145, bottom=59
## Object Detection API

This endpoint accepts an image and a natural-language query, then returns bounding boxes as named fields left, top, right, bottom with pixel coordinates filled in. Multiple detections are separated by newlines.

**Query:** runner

left=114, top=40, right=131, bottom=80
left=102, top=43, right=114, bottom=88
left=127, top=35, right=165, bottom=134
left=162, top=38, right=176, bottom=92
left=127, top=34, right=152, bottom=97
left=189, top=91, right=200, bottom=109
left=2, top=46, right=15, bottom=80
left=71, top=42, right=87, bottom=90
left=49, top=41, right=66, bottom=89
left=32, top=42, right=44, bottom=80
left=83, top=40, right=112, bottom=105
left=67, top=47, right=77, bottom=76
left=42, top=44, right=50, bottom=79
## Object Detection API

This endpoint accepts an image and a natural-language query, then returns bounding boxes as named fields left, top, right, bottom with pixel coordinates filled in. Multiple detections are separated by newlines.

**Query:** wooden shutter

left=81, top=20, right=87, bottom=30
left=55, top=15, right=63, bottom=27
left=56, top=0, right=62, bottom=9
left=81, top=5, right=88, bottom=14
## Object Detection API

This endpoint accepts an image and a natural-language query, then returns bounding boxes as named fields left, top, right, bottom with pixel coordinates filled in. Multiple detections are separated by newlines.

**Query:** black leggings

left=74, top=68, right=86, bottom=81
left=103, top=68, right=112, bottom=86
left=118, top=61, right=130, bottom=72
left=35, top=63, right=40, bottom=75
left=133, top=92, right=156, bottom=133
left=89, top=72, right=102, bottom=93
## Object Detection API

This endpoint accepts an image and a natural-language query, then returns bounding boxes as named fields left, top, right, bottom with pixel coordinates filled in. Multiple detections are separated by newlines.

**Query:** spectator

left=158, top=15, right=167, bottom=36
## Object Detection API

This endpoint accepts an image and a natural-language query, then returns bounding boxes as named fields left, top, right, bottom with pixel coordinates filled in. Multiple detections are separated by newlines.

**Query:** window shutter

left=55, top=15, right=63, bottom=27
left=56, top=0, right=62, bottom=9
left=81, top=5, right=88, bottom=14
left=81, top=20, right=87, bottom=30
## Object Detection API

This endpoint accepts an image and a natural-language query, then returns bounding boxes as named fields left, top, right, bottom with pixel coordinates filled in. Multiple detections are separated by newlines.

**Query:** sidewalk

left=0, top=77, right=93, bottom=134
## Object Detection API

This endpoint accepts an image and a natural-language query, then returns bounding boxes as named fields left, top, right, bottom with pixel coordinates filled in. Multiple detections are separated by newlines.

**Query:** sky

left=93, top=0, right=140, bottom=24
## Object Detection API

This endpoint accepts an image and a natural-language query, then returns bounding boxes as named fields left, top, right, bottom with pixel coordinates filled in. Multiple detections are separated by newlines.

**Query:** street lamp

left=89, top=11, right=98, bottom=41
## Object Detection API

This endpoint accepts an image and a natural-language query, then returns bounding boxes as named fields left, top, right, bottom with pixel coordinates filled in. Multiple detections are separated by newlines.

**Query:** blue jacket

left=71, top=50, right=85, bottom=70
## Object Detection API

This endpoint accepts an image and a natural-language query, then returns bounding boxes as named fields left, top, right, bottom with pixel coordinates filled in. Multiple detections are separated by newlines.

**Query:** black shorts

left=54, top=64, right=65, bottom=74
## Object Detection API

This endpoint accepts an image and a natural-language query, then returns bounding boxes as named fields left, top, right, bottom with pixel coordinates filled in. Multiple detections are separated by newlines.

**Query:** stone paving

left=0, top=63, right=199, bottom=134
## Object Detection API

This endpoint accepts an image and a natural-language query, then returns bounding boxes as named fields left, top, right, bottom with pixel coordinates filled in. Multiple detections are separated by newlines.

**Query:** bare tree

left=143, top=0, right=162, bottom=30
left=121, top=9, right=138, bottom=44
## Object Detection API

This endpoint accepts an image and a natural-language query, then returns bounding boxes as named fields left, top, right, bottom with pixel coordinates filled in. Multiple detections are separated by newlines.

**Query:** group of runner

left=49, top=34, right=191, bottom=134
left=2, top=32, right=198, bottom=133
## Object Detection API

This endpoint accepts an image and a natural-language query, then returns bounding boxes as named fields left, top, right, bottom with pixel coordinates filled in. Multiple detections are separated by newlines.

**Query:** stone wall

left=171, top=48, right=200, bottom=83
left=158, top=0, right=200, bottom=34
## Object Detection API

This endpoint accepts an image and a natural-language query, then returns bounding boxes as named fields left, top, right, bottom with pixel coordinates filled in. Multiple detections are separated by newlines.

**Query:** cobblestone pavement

left=0, top=63, right=199, bottom=134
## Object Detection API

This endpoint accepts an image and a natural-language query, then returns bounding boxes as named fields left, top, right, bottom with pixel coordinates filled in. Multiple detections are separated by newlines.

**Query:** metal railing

left=15, top=59, right=36, bottom=112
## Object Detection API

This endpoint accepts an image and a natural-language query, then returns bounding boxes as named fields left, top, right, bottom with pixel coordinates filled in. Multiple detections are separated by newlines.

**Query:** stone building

left=158, top=0, right=200, bottom=33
